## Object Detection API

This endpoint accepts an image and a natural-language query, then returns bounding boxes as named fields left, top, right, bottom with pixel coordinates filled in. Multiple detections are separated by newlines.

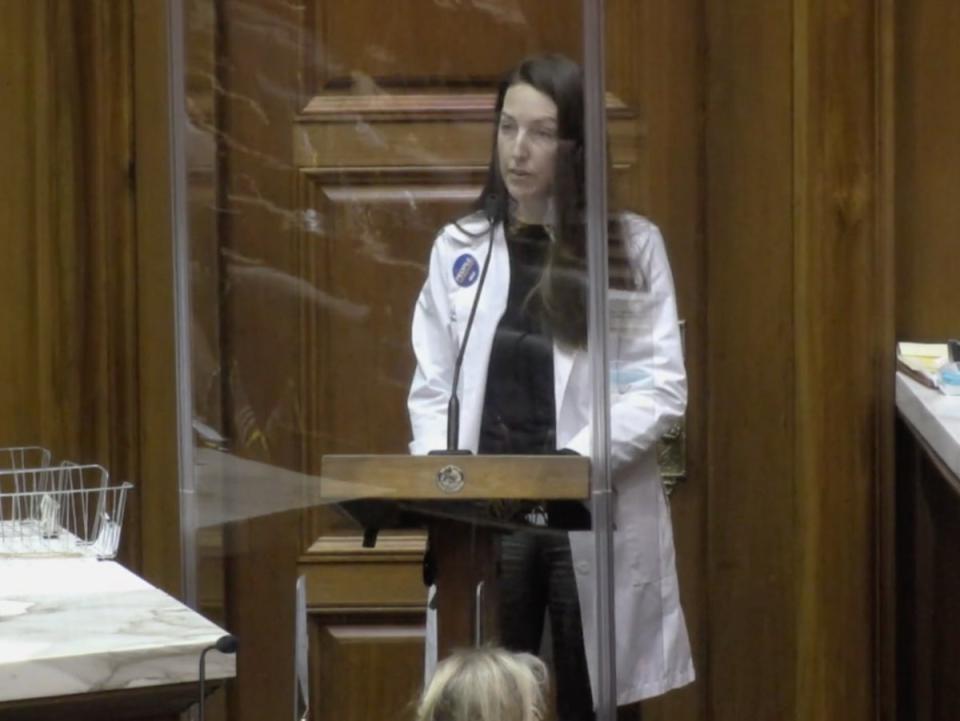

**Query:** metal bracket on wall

left=658, top=320, right=687, bottom=496
left=658, top=420, right=687, bottom=496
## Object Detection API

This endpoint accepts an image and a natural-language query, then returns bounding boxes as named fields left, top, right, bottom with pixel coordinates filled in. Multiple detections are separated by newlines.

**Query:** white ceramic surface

left=0, top=558, right=235, bottom=703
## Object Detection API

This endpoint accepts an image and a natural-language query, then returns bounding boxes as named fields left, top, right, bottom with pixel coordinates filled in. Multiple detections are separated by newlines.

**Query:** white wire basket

left=0, top=445, right=53, bottom=472
left=0, top=457, right=133, bottom=559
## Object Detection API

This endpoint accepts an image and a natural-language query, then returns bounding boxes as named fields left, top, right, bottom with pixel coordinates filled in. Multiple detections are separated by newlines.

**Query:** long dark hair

left=472, top=53, right=632, bottom=349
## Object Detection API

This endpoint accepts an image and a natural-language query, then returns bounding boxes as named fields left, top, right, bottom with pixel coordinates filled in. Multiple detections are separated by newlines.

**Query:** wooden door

left=190, top=1, right=707, bottom=719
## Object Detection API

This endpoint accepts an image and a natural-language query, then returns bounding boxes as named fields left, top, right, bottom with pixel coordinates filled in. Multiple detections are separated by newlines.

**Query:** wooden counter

left=895, top=372, right=960, bottom=721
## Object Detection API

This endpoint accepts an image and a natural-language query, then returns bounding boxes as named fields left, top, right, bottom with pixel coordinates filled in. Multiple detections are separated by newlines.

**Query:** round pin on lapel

left=452, top=253, right=479, bottom=287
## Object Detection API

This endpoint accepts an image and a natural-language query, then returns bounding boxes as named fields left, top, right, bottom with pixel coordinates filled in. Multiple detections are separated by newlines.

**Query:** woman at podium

left=408, top=53, right=694, bottom=718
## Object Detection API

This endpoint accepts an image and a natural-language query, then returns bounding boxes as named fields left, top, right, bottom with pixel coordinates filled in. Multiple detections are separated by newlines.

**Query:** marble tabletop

left=896, top=371, right=960, bottom=483
left=0, top=557, right=235, bottom=704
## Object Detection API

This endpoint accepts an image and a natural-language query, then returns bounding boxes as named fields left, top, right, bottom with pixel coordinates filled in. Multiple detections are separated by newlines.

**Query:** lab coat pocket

left=617, top=477, right=664, bottom=585
left=622, top=523, right=661, bottom=586
left=608, top=291, right=656, bottom=396
left=610, top=352, right=653, bottom=396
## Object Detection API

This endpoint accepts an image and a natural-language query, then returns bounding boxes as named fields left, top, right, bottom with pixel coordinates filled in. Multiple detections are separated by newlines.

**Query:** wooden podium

left=320, top=455, right=589, bottom=656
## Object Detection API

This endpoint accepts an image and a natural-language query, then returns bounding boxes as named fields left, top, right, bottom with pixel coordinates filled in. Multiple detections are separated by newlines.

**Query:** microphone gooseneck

left=198, top=634, right=238, bottom=721
left=440, top=217, right=497, bottom=453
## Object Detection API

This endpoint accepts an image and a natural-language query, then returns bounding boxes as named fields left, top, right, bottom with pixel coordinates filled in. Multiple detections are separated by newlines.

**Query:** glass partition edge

left=582, top=0, right=617, bottom=718
left=166, top=0, right=198, bottom=609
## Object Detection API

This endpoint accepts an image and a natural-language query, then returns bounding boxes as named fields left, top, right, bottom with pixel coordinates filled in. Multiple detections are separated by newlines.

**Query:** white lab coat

left=408, top=211, right=694, bottom=705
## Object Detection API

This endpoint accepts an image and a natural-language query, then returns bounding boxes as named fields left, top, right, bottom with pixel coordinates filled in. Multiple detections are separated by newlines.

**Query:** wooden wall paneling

left=294, top=109, right=488, bottom=543
left=895, top=0, right=960, bottom=341
left=30, top=1, right=87, bottom=465
left=217, top=3, right=317, bottom=720
left=310, top=618, right=425, bottom=721
left=705, top=2, right=798, bottom=718
left=223, top=509, right=301, bottom=721
left=303, top=0, right=581, bottom=95
left=793, top=1, right=889, bottom=717
left=294, top=168, right=359, bottom=548
left=294, top=97, right=485, bottom=547
left=64, top=0, right=141, bottom=577
left=0, top=2, right=43, bottom=448
left=2, top=1, right=148, bottom=577
left=0, top=17, right=190, bottom=721
left=301, top=532, right=427, bottom=608
left=28, top=0, right=137, bottom=507
left=606, top=1, right=707, bottom=718
left=605, top=0, right=645, bottom=213
left=186, top=0, right=225, bottom=446
left=294, top=95, right=636, bottom=171
left=301, top=532, right=427, bottom=721
left=219, top=0, right=307, bottom=468
left=705, top=0, right=893, bottom=719
left=876, top=1, right=897, bottom=719
left=0, top=0, right=183, bottom=597
left=299, top=168, right=482, bottom=461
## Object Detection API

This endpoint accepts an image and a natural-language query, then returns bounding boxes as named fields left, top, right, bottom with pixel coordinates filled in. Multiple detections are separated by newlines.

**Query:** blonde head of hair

left=415, top=647, right=549, bottom=721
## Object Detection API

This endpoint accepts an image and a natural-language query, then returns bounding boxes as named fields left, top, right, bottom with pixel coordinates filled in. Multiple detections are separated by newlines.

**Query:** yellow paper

left=898, top=342, right=948, bottom=373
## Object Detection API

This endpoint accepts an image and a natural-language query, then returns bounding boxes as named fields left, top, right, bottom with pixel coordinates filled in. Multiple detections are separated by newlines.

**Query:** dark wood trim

left=895, top=414, right=960, bottom=721
left=898, top=412, right=960, bottom=498
left=0, top=681, right=222, bottom=721
left=300, top=91, right=630, bottom=121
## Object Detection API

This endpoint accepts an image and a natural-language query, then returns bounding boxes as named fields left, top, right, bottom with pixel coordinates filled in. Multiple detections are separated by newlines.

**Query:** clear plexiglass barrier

left=171, top=2, right=693, bottom=719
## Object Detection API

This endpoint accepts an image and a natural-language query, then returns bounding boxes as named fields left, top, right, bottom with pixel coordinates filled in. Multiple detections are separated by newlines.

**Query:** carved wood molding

left=294, top=115, right=639, bottom=170
left=299, top=531, right=428, bottom=611
left=300, top=92, right=631, bottom=122
left=303, top=531, right=427, bottom=561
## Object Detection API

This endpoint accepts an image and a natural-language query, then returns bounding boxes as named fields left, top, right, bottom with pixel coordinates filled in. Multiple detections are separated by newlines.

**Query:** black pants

left=499, top=531, right=595, bottom=721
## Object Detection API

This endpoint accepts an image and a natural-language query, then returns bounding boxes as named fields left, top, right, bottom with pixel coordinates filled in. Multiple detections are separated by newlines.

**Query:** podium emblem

left=436, top=465, right=465, bottom=494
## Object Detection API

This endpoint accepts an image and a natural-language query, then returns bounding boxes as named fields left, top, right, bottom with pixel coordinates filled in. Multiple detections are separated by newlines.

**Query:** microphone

left=198, top=634, right=238, bottom=721
left=214, top=634, right=239, bottom=654
left=430, top=207, right=497, bottom=455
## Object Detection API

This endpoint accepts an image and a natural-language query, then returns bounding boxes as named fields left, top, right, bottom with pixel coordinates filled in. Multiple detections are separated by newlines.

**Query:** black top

left=478, top=224, right=556, bottom=455
left=477, top=223, right=590, bottom=530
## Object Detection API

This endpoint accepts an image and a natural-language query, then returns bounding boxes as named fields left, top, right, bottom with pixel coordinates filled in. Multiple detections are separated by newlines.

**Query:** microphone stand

left=198, top=634, right=238, bottom=721
left=429, top=218, right=497, bottom=456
